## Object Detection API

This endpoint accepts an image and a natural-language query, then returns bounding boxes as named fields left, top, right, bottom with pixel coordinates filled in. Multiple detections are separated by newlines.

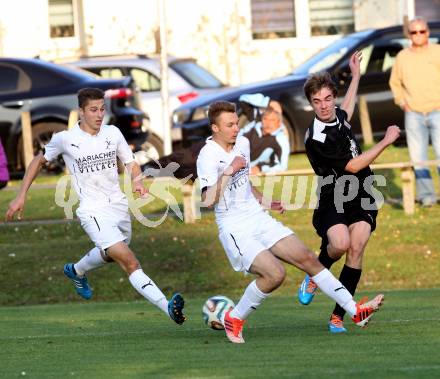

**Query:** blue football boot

left=297, top=274, right=318, bottom=305
left=63, top=263, right=93, bottom=300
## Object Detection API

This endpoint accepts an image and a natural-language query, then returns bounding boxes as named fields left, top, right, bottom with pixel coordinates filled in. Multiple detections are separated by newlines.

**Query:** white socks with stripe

left=74, top=247, right=107, bottom=276
left=230, top=280, right=269, bottom=320
left=128, top=269, right=169, bottom=315
left=312, top=268, right=357, bottom=317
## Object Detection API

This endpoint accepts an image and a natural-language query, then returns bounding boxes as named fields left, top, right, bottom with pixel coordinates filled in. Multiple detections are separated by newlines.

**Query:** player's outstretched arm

left=5, top=153, right=47, bottom=221
left=344, top=125, right=401, bottom=173
left=340, top=51, right=362, bottom=121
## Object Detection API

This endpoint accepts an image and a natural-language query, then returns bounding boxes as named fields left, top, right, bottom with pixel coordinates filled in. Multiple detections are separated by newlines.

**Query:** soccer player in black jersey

left=297, top=51, right=401, bottom=333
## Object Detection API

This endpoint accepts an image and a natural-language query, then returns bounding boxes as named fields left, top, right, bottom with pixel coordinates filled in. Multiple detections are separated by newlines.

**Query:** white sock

left=312, top=269, right=357, bottom=317
left=128, top=269, right=169, bottom=315
left=74, top=247, right=106, bottom=276
left=230, top=280, right=269, bottom=320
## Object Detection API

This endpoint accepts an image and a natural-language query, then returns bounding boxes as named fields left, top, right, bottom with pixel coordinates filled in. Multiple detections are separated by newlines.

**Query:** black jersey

left=305, top=107, right=376, bottom=211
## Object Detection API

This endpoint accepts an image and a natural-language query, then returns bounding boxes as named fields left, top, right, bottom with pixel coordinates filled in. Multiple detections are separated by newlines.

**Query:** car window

left=170, top=61, right=223, bottom=89
left=128, top=68, right=161, bottom=92
left=292, top=32, right=372, bottom=75
left=359, top=40, right=404, bottom=74
left=97, top=68, right=124, bottom=79
left=359, top=32, right=440, bottom=75
left=25, top=65, right=71, bottom=90
left=0, top=63, right=31, bottom=94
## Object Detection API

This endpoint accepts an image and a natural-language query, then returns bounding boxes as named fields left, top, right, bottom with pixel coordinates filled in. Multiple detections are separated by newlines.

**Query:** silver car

left=67, top=55, right=224, bottom=157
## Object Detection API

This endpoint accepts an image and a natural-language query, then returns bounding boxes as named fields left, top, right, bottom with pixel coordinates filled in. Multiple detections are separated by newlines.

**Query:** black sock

left=332, top=265, right=362, bottom=319
left=318, top=237, right=337, bottom=269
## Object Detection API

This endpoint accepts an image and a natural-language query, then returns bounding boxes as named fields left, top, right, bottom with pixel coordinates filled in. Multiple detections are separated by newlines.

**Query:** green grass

left=1, top=147, right=440, bottom=377
left=0, top=205, right=439, bottom=306
left=1, top=289, right=439, bottom=379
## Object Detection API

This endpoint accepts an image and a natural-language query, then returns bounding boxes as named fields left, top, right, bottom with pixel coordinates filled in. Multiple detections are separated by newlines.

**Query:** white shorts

left=218, top=211, right=293, bottom=272
left=77, top=204, right=132, bottom=251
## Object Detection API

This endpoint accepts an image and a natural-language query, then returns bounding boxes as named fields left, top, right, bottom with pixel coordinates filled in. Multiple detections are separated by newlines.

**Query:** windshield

left=292, top=30, right=374, bottom=75
left=170, top=61, right=223, bottom=89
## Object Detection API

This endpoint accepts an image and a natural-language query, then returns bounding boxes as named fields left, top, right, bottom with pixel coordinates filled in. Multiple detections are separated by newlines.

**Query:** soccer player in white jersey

left=5, top=88, right=186, bottom=325
left=196, top=101, right=385, bottom=344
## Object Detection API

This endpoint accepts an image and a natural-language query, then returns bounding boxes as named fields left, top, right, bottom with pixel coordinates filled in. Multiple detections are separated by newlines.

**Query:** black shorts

left=312, top=205, right=377, bottom=239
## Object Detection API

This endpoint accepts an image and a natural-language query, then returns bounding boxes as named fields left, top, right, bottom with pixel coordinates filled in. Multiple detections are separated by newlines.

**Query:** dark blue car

left=172, top=22, right=440, bottom=152
left=0, top=58, right=148, bottom=177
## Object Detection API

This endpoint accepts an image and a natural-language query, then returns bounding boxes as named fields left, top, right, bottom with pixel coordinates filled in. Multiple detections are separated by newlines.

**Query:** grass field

left=1, top=289, right=439, bottom=379
left=1, top=147, right=440, bottom=378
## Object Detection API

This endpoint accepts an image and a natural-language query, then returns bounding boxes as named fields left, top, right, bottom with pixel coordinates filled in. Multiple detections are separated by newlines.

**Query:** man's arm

left=251, top=185, right=284, bottom=213
left=340, top=51, right=362, bottom=121
left=126, top=161, right=148, bottom=197
left=5, top=153, right=47, bottom=221
left=344, top=125, right=401, bottom=173
left=389, top=55, right=409, bottom=111
left=201, top=156, right=246, bottom=207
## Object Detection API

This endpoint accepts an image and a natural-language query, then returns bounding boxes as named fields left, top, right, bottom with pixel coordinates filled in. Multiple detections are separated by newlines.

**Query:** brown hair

left=208, top=101, right=236, bottom=126
left=303, top=72, right=337, bottom=102
left=77, top=88, right=105, bottom=108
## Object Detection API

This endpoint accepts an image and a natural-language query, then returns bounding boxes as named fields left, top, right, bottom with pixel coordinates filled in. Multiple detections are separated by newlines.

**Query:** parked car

left=172, top=22, right=440, bottom=152
left=67, top=55, right=225, bottom=155
left=0, top=57, right=152, bottom=177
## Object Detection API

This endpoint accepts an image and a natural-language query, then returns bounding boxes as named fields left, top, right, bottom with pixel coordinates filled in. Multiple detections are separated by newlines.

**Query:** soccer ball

left=202, top=295, right=235, bottom=330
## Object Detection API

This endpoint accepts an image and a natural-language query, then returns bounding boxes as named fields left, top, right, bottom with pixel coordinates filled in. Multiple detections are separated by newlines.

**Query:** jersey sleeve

left=114, top=127, right=135, bottom=164
left=43, top=131, right=65, bottom=162
left=196, top=148, right=220, bottom=192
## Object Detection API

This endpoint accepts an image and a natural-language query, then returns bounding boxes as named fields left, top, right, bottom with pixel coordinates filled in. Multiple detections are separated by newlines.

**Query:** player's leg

left=298, top=207, right=349, bottom=305
left=298, top=224, right=350, bottom=305
left=325, top=221, right=369, bottom=332
left=223, top=250, right=284, bottom=343
left=270, top=234, right=384, bottom=327
left=63, top=247, right=112, bottom=299
left=106, top=241, right=185, bottom=325
left=232, top=250, right=285, bottom=320
left=405, top=111, right=435, bottom=206
left=73, top=247, right=112, bottom=276
left=218, top=225, right=285, bottom=343
left=63, top=213, right=117, bottom=300
left=427, top=109, right=440, bottom=200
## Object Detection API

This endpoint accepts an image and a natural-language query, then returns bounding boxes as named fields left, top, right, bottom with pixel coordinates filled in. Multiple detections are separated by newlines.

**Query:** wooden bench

left=181, top=160, right=440, bottom=222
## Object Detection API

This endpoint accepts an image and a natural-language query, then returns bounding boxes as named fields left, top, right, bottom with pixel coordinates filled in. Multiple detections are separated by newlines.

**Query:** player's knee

left=330, top=237, right=350, bottom=253
left=347, top=244, right=364, bottom=265
left=350, top=242, right=364, bottom=257
left=269, top=264, right=286, bottom=287
left=125, top=258, right=141, bottom=274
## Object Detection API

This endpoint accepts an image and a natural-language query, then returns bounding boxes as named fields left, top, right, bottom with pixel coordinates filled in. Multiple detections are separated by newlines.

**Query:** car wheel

left=134, top=134, right=164, bottom=166
left=18, top=122, right=67, bottom=174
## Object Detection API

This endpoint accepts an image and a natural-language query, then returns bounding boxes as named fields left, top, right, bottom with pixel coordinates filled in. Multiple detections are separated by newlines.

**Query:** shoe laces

left=306, top=278, right=318, bottom=294
left=354, top=296, right=373, bottom=321
left=225, top=312, right=246, bottom=337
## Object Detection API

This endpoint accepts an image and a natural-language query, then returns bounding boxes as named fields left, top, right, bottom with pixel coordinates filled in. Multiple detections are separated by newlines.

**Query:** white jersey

left=196, top=136, right=262, bottom=230
left=44, top=122, right=134, bottom=211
